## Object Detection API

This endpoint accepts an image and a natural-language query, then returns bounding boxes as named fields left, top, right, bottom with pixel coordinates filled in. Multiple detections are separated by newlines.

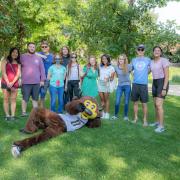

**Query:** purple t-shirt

left=150, top=57, right=170, bottom=79
left=20, top=53, right=46, bottom=84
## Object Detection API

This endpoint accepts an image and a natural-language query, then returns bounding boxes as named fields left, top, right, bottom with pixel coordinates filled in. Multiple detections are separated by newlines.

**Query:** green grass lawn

left=0, top=91, right=180, bottom=180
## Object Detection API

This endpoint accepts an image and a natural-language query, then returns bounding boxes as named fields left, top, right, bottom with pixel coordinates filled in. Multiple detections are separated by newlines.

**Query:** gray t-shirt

left=115, top=64, right=132, bottom=86
left=59, top=113, right=88, bottom=132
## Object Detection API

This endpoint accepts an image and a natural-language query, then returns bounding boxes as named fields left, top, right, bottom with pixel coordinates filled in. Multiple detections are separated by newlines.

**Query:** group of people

left=1, top=41, right=170, bottom=133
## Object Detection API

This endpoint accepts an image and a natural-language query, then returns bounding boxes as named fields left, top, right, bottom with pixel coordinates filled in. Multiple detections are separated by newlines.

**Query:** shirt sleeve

left=128, top=64, right=132, bottom=72
left=162, top=58, right=170, bottom=68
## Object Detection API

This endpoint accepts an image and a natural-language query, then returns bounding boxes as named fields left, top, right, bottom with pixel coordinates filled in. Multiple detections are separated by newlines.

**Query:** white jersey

left=59, top=113, right=88, bottom=132
left=99, top=65, right=115, bottom=81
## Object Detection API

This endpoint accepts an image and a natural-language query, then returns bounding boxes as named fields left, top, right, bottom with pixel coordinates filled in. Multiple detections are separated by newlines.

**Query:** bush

left=172, top=75, right=180, bottom=83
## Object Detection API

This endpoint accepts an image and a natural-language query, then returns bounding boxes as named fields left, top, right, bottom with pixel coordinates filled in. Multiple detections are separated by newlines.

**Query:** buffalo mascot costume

left=11, top=96, right=101, bottom=157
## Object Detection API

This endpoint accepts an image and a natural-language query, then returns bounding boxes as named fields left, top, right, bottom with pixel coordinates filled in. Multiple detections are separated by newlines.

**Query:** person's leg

left=73, top=80, right=80, bottom=98
left=124, top=85, right=131, bottom=118
left=10, top=89, right=18, bottom=117
left=153, top=97, right=159, bottom=122
left=32, top=84, right=40, bottom=108
left=49, top=85, right=57, bottom=112
left=114, top=86, right=123, bottom=117
left=142, top=103, right=148, bottom=126
left=140, top=85, right=149, bottom=126
left=133, top=101, right=138, bottom=122
left=21, top=84, right=31, bottom=115
left=67, top=81, right=73, bottom=101
left=104, top=92, right=110, bottom=119
left=57, top=87, right=64, bottom=113
left=155, top=98, right=164, bottom=127
left=2, top=89, right=10, bottom=117
left=99, top=92, right=105, bottom=117
left=13, top=108, right=66, bottom=152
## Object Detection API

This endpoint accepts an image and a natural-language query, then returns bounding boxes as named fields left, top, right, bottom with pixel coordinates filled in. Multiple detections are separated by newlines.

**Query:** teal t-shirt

left=48, top=65, right=66, bottom=87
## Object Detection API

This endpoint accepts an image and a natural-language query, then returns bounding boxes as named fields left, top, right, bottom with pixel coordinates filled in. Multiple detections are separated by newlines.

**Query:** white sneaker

left=104, top=113, right=110, bottom=119
left=155, top=126, right=165, bottom=133
left=11, top=145, right=21, bottom=158
left=149, top=122, right=159, bottom=127
left=111, top=116, right=118, bottom=120
left=123, top=117, right=129, bottom=121
left=101, top=111, right=105, bottom=118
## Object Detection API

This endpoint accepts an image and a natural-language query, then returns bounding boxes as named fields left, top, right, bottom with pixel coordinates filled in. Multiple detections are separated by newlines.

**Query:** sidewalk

left=148, top=84, right=180, bottom=96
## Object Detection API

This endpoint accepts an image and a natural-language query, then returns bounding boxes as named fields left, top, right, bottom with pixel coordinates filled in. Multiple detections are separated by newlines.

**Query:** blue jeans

left=115, top=85, right=131, bottom=117
left=49, top=85, right=64, bottom=113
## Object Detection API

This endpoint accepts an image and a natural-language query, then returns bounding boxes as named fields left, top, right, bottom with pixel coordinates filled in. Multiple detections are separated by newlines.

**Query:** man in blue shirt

left=131, top=44, right=151, bottom=126
left=36, top=41, right=53, bottom=108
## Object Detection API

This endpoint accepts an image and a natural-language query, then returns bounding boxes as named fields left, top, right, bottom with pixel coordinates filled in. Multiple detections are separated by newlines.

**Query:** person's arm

left=1, top=60, right=9, bottom=84
left=161, top=67, right=169, bottom=96
left=11, top=64, right=21, bottom=85
left=39, top=58, right=46, bottom=86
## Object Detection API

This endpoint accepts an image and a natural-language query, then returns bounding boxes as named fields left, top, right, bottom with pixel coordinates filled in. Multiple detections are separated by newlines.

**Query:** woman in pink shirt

left=150, top=46, right=170, bottom=133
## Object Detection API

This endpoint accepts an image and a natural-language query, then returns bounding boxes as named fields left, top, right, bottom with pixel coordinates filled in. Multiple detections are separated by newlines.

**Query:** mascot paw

left=11, top=145, right=21, bottom=158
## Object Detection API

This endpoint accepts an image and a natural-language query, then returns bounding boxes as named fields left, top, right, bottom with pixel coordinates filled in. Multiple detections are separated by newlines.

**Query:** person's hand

left=65, top=85, right=67, bottom=92
left=40, top=81, right=44, bottom=87
left=161, top=89, right=167, bottom=96
left=8, top=82, right=14, bottom=88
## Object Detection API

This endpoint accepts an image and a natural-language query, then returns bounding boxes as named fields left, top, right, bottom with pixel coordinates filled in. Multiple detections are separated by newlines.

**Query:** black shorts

left=21, top=84, right=40, bottom=102
left=152, top=78, right=169, bottom=99
left=131, top=83, right=148, bottom=103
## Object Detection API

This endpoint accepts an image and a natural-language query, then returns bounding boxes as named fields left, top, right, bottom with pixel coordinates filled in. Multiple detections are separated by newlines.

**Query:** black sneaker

left=5, top=116, right=11, bottom=121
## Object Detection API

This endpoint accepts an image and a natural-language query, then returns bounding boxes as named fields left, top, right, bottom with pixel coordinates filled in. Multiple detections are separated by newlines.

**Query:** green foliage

left=172, top=75, right=180, bottom=83
left=0, top=0, right=179, bottom=61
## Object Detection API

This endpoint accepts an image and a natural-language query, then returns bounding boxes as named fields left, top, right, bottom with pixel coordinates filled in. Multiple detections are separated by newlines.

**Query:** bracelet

left=162, top=88, right=166, bottom=91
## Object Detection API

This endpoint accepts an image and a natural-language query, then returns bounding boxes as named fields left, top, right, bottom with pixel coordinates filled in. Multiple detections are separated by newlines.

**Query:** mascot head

left=79, top=96, right=99, bottom=120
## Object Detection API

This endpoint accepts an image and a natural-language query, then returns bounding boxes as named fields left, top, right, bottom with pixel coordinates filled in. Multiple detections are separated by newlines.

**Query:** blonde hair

left=117, top=54, right=128, bottom=73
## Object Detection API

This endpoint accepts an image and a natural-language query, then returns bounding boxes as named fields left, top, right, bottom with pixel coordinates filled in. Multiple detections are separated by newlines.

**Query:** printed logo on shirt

left=135, top=61, right=146, bottom=71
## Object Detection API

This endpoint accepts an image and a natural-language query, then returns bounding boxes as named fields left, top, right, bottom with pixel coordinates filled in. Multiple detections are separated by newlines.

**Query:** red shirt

left=1, top=62, right=19, bottom=88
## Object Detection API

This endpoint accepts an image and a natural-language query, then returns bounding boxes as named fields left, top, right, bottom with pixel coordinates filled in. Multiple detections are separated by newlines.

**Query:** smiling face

left=11, top=49, right=19, bottom=60
left=28, top=43, right=36, bottom=54
left=89, top=57, right=96, bottom=66
left=153, top=47, right=162, bottom=58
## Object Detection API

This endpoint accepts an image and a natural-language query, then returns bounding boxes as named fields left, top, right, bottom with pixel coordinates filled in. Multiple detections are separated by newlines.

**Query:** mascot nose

left=84, top=108, right=92, bottom=116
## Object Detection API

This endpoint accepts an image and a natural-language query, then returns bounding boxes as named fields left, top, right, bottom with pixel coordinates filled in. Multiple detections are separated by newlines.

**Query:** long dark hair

left=7, top=47, right=21, bottom=64
left=100, top=54, right=111, bottom=66
left=59, top=46, right=70, bottom=58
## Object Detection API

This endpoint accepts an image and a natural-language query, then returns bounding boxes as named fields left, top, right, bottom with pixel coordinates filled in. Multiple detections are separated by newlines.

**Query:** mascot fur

left=11, top=96, right=101, bottom=157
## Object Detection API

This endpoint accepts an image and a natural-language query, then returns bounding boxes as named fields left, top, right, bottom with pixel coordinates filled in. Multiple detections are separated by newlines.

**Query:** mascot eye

left=91, top=105, right=95, bottom=109
left=85, top=101, right=90, bottom=106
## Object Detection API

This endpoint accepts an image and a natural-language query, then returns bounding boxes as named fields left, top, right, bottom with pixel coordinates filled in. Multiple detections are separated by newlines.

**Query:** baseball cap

left=137, top=44, right=145, bottom=49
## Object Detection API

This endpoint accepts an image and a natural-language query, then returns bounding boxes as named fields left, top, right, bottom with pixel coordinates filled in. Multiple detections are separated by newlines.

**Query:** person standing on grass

left=36, top=41, right=53, bottom=108
left=47, top=54, right=66, bottom=113
left=1, top=48, right=21, bottom=120
left=111, top=54, right=132, bottom=121
left=131, top=45, right=151, bottom=126
left=149, top=46, right=170, bottom=133
left=20, top=42, right=46, bottom=116
left=98, top=54, right=115, bottom=119
left=60, top=46, right=71, bottom=104
left=81, top=55, right=99, bottom=98
left=65, top=52, right=82, bottom=101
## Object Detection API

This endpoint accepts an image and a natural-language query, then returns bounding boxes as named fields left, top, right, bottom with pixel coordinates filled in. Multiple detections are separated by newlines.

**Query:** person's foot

left=10, top=116, right=16, bottom=121
left=101, top=111, right=105, bottom=119
left=21, top=112, right=28, bottom=117
left=123, top=116, right=129, bottom=121
left=111, top=116, right=118, bottom=120
left=19, top=128, right=32, bottom=134
left=155, top=126, right=165, bottom=133
left=104, top=113, right=110, bottom=119
left=149, top=122, right=159, bottom=127
left=143, top=121, right=148, bottom=127
left=4, top=116, right=11, bottom=121
left=11, top=144, right=21, bottom=158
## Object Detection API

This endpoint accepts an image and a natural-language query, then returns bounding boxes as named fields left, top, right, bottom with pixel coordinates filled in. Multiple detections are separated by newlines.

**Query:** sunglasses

left=41, top=46, right=48, bottom=48
left=71, top=56, right=77, bottom=59
left=137, top=48, right=144, bottom=51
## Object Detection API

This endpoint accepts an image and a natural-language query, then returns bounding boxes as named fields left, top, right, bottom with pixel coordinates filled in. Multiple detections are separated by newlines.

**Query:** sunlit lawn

left=0, top=90, right=180, bottom=180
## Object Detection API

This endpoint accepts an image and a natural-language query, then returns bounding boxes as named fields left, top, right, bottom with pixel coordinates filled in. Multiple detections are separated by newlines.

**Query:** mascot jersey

left=59, top=113, right=88, bottom=132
